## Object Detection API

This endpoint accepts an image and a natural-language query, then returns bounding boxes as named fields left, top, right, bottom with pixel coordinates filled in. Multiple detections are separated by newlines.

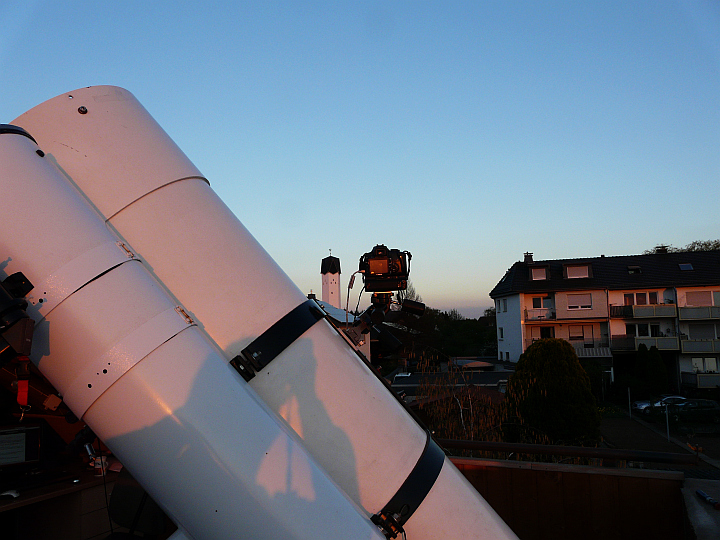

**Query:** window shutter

left=568, top=293, right=592, bottom=309
left=686, top=291, right=712, bottom=306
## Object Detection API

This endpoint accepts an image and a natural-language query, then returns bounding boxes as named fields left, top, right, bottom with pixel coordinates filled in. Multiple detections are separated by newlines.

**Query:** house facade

left=490, top=250, right=720, bottom=392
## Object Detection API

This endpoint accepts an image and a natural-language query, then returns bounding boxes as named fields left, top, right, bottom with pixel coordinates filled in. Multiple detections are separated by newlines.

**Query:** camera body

left=358, top=245, right=410, bottom=292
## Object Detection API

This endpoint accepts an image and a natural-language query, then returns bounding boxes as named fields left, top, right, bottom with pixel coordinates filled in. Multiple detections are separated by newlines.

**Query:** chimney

left=524, top=252, right=534, bottom=264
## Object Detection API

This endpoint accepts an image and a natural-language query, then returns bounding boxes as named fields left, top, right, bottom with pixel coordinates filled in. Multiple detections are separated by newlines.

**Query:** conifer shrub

left=504, top=338, right=601, bottom=446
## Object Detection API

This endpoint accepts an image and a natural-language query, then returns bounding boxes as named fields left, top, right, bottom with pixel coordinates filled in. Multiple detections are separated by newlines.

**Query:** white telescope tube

left=14, top=86, right=518, bottom=540
left=0, top=126, right=385, bottom=540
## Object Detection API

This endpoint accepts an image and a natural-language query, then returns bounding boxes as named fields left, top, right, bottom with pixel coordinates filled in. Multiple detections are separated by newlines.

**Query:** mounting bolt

left=78, top=106, right=88, bottom=114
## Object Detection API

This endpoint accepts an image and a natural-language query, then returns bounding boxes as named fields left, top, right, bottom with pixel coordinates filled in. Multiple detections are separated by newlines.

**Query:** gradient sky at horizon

left=2, top=1, right=719, bottom=318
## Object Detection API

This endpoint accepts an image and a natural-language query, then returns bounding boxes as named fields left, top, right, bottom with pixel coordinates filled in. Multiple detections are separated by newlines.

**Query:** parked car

left=669, top=399, right=720, bottom=424
left=631, top=399, right=653, bottom=415
left=632, top=395, right=687, bottom=415
left=649, top=395, right=688, bottom=414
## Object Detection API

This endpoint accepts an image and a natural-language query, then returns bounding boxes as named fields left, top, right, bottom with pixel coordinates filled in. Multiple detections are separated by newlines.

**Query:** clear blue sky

left=2, top=1, right=719, bottom=318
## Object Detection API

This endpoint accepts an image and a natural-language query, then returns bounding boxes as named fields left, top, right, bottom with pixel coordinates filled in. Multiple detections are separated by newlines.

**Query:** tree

left=504, top=338, right=600, bottom=446
left=394, top=280, right=422, bottom=305
left=644, top=239, right=720, bottom=254
left=647, top=345, right=669, bottom=396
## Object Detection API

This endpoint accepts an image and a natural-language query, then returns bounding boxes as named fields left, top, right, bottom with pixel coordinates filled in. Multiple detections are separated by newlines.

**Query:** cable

left=345, top=270, right=364, bottom=326
left=354, top=284, right=365, bottom=320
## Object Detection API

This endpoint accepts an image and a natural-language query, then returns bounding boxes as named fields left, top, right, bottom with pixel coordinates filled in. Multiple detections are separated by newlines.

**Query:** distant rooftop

left=490, top=250, right=720, bottom=298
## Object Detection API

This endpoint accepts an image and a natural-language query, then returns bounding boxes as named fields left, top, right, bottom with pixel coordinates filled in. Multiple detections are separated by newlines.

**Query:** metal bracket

left=230, top=299, right=325, bottom=382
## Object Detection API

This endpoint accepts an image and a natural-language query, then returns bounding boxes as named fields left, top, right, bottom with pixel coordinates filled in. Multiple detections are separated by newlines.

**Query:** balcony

left=678, top=306, right=720, bottom=320
left=610, top=334, right=680, bottom=351
left=609, top=304, right=677, bottom=319
left=525, top=337, right=608, bottom=350
left=524, top=308, right=556, bottom=321
left=681, top=371, right=720, bottom=389
left=680, top=338, right=720, bottom=354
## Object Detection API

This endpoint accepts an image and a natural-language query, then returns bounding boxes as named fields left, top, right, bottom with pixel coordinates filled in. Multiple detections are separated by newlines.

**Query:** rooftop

left=490, top=250, right=720, bottom=298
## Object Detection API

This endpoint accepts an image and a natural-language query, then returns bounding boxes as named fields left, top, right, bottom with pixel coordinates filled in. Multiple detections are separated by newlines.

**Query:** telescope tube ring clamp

left=230, top=299, right=326, bottom=382
left=372, top=433, right=446, bottom=538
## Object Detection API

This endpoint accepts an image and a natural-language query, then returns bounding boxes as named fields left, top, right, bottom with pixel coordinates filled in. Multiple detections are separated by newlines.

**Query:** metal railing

left=610, top=334, right=679, bottom=351
left=679, top=306, right=720, bottom=320
left=525, top=338, right=609, bottom=349
left=681, top=371, right=720, bottom=389
left=524, top=308, right=556, bottom=321
left=680, top=338, right=720, bottom=354
left=438, top=439, right=697, bottom=465
left=609, top=304, right=677, bottom=319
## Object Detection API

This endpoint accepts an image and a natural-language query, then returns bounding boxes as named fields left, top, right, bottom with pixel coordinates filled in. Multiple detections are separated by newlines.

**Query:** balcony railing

left=609, top=304, right=677, bottom=319
left=678, top=306, right=720, bottom=320
left=681, top=371, right=720, bottom=389
left=680, top=338, right=720, bottom=354
left=610, top=334, right=680, bottom=351
left=525, top=337, right=608, bottom=350
left=524, top=308, right=556, bottom=321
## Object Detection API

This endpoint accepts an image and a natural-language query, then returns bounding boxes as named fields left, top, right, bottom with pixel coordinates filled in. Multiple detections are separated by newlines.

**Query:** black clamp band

left=372, top=433, right=446, bottom=538
left=0, top=124, right=38, bottom=144
left=230, top=299, right=326, bottom=382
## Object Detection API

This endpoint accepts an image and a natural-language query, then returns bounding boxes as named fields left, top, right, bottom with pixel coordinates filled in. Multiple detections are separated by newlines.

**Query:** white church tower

left=321, top=252, right=341, bottom=309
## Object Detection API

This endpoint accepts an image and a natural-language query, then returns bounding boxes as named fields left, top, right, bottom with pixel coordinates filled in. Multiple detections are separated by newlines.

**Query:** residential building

left=489, top=250, right=720, bottom=392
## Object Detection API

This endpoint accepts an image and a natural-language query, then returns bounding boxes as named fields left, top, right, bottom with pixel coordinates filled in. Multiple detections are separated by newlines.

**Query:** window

left=686, top=291, right=712, bottom=306
left=569, top=325, right=594, bottom=346
left=679, top=263, right=694, bottom=271
left=498, top=327, right=504, bottom=340
left=531, top=267, right=547, bottom=280
left=624, top=291, right=659, bottom=305
left=539, top=327, right=554, bottom=339
left=637, top=324, right=649, bottom=337
left=567, top=293, right=592, bottom=309
left=692, top=357, right=718, bottom=373
left=650, top=324, right=661, bottom=337
left=532, top=296, right=552, bottom=309
left=628, top=265, right=642, bottom=274
left=530, top=326, right=555, bottom=341
left=692, top=358, right=703, bottom=372
left=566, top=265, right=590, bottom=279
left=505, top=352, right=510, bottom=361
left=502, top=298, right=508, bottom=312
left=569, top=325, right=584, bottom=341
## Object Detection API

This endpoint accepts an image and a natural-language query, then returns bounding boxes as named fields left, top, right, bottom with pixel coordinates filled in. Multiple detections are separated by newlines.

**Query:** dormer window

left=565, top=264, right=591, bottom=279
left=531, top=267, right=547, bottom=281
